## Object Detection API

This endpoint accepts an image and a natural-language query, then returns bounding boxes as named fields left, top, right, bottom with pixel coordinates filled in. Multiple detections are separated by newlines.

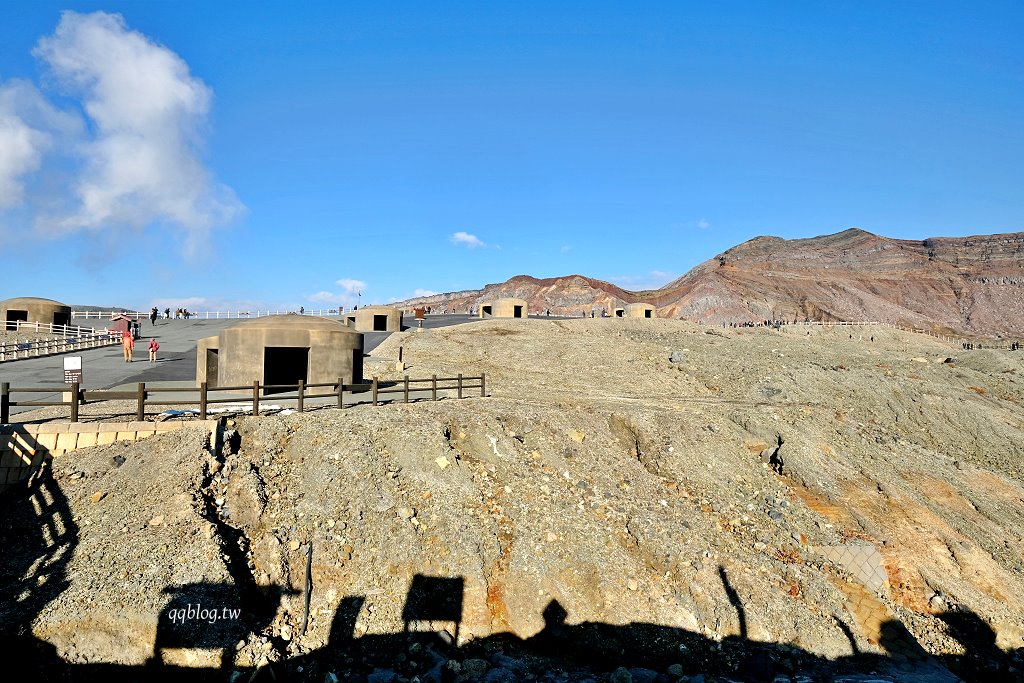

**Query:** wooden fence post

left=431, top=374, right=437, bottom=402
left=457, top=373, right=463, bottom=399
left=70, top=382, right=79, bottom=422
left=337, top=377, right=344, bottom=409
left=136, top=383, right=146, bottom=421
left=297, top=379, right=305, bottom=413
left=480, top=372, right=486, bottom=397
left=372, top=377, right=378, bottom=406
left=1, top=382, right=9, bottom=423
left=253, top=380, right=260, bottom=415
left=404, top=375, right=410, bottom=403
left=200, top=381, right=208, bottom=419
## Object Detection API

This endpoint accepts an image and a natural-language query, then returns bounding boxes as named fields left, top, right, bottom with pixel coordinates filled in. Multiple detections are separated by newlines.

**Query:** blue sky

left=1, top=2, right=1021, bottom=311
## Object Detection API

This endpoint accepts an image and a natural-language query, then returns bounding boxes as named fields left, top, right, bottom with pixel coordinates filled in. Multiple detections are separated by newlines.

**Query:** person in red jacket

left=148, top=338, right=159, bottom=363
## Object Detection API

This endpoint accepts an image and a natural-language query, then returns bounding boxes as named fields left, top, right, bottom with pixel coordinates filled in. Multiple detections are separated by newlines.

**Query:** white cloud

left=560, top=245, right=571, bottom=253
left=307, top=278, right=367, bottom=308
left=334, top=278, right=367, bottom=294
left=451, top=231, right=484, bottom=248
left=308, top=291, right=347, bottom=304
left=0, top=80, right=79, bottom=208
left=672, top=219, right=712, bottom=231
left=0, top=11, right=243, bottom=258
left=609, top=270, right=678, bottom=291
left=0, top=89, right=47, bottom=208
left=414, top=288, right=439, bottom=297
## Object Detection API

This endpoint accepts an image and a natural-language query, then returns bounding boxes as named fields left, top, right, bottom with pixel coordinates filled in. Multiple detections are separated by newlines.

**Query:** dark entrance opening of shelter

left=513, top=305, right=524, bottom=318
left=482, top=305, right=492, bottom=318
left=352, top=349, right=364, bottom=385
left=4, top=310, right=28, bottom=331
left=205, top=349, right=220, bottom=386
left=615, top=309, right=624, bottom=317
left=264, top=347, right=309, bottom=393
left=373, top=314, right=388, bottom=331
left=644, top=310, right=653, bottom=318
left=52, top=311, right=70, bottom=327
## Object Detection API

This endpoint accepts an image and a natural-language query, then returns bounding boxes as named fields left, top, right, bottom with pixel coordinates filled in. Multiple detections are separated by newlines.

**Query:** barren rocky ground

left=3, top=318, right=1023, bottom=682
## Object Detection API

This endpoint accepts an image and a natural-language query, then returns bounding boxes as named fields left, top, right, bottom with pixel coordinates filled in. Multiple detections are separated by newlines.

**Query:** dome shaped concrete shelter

left=197, top=314, right=363, bottom=388
left=479, top=298, right=528, bottom=319
left=343, top=305, right=403, bottom=332
left=1, top=297, right=72, bottom=330
left=625, top=303, right=656, bottom=319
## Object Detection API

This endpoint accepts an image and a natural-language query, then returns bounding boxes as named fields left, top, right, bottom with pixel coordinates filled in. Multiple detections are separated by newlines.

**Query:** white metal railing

left=72, top=309, right=347, bottom=320
left=4, top=320, right=101, bottom=337
left=0, top=330, right=119, bottom=362
left=65, top=309, right=1009, bottom=346
left=191, top=309, right=345, bottom=319
left=736, top=319, right=999, bottom=345
left=71, top=311, right=144, bottom=319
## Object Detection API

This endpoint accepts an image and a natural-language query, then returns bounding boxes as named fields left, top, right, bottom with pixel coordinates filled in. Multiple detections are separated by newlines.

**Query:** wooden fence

left=0, top=373, right=486, bottom=424
left=0, top=331, right=120, bottom=362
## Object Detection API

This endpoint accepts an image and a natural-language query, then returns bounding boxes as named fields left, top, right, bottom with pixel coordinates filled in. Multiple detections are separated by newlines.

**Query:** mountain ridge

left=393, top=229, right=1024, bottom=335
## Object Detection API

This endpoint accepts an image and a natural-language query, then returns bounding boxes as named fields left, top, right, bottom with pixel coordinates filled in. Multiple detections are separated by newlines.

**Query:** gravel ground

left=1, top=329, right=70, bottom=344
left=3, top=318, right=1022, bottom=682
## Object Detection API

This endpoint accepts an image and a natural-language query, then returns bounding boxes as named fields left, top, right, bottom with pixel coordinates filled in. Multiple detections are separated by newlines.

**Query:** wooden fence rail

left=0, top=331, right=120, bottom=362
left=0, top=373, right=486, bottom=424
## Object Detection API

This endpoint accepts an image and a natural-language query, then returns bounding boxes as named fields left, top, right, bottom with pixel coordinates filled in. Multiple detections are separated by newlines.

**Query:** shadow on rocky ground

left=1, top=460, right=1021, bottom=682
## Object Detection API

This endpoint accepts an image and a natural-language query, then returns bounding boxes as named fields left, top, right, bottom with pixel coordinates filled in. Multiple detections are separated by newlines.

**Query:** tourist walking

left=148, top=338, right=159, bottom=362
left=121, top=330, right=134, bottom=362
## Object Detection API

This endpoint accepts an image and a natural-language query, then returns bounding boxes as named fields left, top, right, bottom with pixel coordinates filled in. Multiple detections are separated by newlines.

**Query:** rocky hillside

left=395, top=229, right=1024, bottom=335
left=4, top=319, right=1023, bottom=681
left=394, top=274, right=640, bottom=318
left=656, top=229, right=1024, bottom=335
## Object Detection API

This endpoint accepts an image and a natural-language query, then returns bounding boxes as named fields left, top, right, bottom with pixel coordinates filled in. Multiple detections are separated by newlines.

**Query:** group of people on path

left=148, top=307, right=192, bottom=323
left=121, top=330, right=159, bottom=363
left=725, top=319, right=796, bottom=328
left=961, top=341, right=1021, bottom=351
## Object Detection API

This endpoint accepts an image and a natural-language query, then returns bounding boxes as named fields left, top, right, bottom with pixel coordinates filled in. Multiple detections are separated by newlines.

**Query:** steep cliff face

left=395, top=229, right=1024, bottom=335
left=658, top=229, right=1024, bottom=335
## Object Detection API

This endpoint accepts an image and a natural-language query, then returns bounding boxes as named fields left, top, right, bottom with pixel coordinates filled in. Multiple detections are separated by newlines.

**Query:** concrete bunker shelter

left=343, top=306, right=403, bottom=332
left=625, top=303, right=656, bottom=319
left=1, top=297, right=72, bottom=330
left=108, top=314, right=138, bottom=338
left=479, top=298, right=528, bottom=319
left=196, top=314, right=363, bottom=389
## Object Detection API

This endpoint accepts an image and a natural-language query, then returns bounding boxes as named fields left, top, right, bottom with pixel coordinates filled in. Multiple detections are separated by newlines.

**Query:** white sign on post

left=64, top=356, right=83, bottom=384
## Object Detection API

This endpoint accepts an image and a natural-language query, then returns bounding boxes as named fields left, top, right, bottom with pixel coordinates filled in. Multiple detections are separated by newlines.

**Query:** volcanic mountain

left=395, top=229, right=1024, bottom=336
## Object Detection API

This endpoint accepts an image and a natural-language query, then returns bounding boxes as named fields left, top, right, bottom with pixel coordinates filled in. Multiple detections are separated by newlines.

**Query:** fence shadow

left=0, top=454, right=77, bottom=674
left=0, top=469, right=1020, bottom=682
